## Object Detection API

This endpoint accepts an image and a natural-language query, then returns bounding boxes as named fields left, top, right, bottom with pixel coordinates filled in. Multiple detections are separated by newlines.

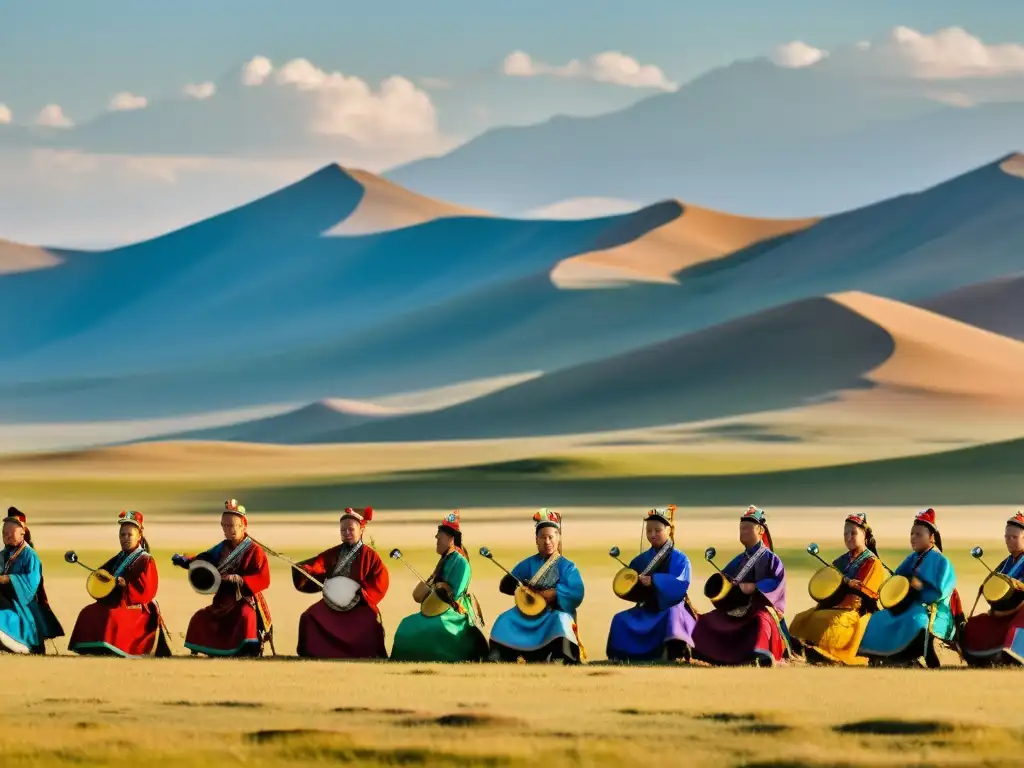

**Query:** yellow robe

left=790, top=552, right=887, bottom=666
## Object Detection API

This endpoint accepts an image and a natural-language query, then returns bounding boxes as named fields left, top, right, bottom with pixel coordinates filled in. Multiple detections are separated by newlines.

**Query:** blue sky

left=2, top=0, right=1022, bottom=120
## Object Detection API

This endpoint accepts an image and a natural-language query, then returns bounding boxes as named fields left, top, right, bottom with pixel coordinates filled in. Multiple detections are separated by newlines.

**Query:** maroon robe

left=68, top=549, right=170, bottom=657
left=294, top=543, right=389, bottom=658
left=184, top=537, right=272, bottom=656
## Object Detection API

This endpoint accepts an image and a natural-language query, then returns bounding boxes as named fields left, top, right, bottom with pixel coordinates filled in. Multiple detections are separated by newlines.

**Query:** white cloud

left=502, top=50, right=676, bottom=90
left=872, top=26, right=1024, bottom=79
left=109, top=91, right=148, bottom=111
left=417, top=76, right=452, bottom=90
left=182, top=81, right=216, bottom=100
left=35, top=103, right=73, bottom=128
left=242, top=55, right=273, bottom=85
left=0, top=103, right=11, bottom=124
left=772, top=41, right=828, bottom=68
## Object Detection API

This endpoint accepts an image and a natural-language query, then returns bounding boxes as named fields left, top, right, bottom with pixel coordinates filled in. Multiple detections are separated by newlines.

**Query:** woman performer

left=487, top=509, right=586, bottom=663
left=293, top=507, right=389, bottom=659
left=606, top=506, right=697, bottom=662
left=0, top=509, right=63, bottom=654
left=691, top=506, right=790, bottom=666
left=959, top=511, right=1024, bottom=666
left=789, top=511, right=887, bottom=665
left=68, top=510, right=172, bottom=657
left=175, top=499, right=273, bottom=657
left=390, top=511, right=488, bottom=661
left=858, top=508, right=958, bottom=667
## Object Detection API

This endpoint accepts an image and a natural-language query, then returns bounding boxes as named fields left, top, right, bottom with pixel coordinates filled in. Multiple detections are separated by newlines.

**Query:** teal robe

left=390, top=550, right=487, bottom=661
left=0, top=544, right=49, bottom=653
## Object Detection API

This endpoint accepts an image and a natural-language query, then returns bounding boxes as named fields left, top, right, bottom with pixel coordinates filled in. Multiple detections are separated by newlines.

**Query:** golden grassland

left=6, top=507, right=1024, bottom=767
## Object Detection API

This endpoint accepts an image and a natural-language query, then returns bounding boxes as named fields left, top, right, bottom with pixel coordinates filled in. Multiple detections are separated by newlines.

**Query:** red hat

left=118, top=510, right=144, bottom=529
left=3, top=507, right=26, bottom=529
left=341, top=507, right=373, bottom=527
left=1007, top=511, right=1024, bottom=531
left=439, top=510, right=461, bottom=534
left=845, top=511, right=869, bottom=529
left=533, top=508, right=561, bottom=531
left=223, top=498, right=247, bottom=521
left=914, top=508, right=938, bottom=533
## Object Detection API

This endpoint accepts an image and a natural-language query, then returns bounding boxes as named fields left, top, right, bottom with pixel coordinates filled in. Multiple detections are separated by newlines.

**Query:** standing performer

left=391, top=511, right=488, bottom=661
left=177, top=499, right=273, bottom=657
left=606, top=506, right=697, bottom=662
left=487, top=509, right=586, bottom=663
left=858, top=508, right=958, bottom=667
left=789, top=512, right=887, bottom=665
left=691, top=506, right=790, bottom=666
left=68, top=510, right=172, bottom=657
left=959, top=511, right=1024, bottom=666
left=0, top=508, right=62, bottom=653
left=293, top=507, right=389, bottom=659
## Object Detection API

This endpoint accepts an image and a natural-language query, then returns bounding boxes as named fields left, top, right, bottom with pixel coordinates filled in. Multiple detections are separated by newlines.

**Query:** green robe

left=390, top=550, right=487, bottom=661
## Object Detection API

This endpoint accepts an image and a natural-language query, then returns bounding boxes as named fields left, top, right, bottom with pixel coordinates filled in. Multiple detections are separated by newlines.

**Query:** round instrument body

left=704, top=572, right=752, bottom=617
left=188, top=560, right=222, bottom=595
left=86, top=568, right=117, bottom=600
left=878, top=574, right=912, bottom=612
left=420, top=590, right=450, bottom=617
left=808, top=566, right=844, bottom=603
left=982, top=573, right=1024, bottom=612
left=515, top=585, right=548, bottom=617
left=612, top=567, right=640, bottom=600
left=322, top=575, right=362, bottom=612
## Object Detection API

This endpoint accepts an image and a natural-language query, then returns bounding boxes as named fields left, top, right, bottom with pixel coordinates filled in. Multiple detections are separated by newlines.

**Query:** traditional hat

left=3, top=507, right=26, bottom=529
left=1007, top=511, right=1024, bottom=531
left=223, top=498, right=247, bottom=521
left=118, top=510, right=144, bottom=529
left=740, top=505, right=773, bottom=550
left=845, top=511, right=869, bottom=529
left=341, top=507, right=373, bottom=527
left=913, top=508, right=943, bottom=551
left=438, top=510, right=461, bottom=535
left=533, top=508, right=561, bottom=531
left=646, top=505, right=675, bottom=527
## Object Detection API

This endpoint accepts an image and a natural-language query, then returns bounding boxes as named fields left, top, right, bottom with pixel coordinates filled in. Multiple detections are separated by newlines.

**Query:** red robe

left=68, top=549, right=170, bottom=657
left=184, top=537, right=272, bottom=656
left=294, top=544, right=389, bottom=658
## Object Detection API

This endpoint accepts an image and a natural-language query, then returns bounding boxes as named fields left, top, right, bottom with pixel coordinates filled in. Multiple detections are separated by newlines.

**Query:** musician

left=293, top=507, right=389, bottom=658
left=858, top=508, right=958, bottom=667
left=959, top=511, right=1024, bottom=666
left=788, top=512, right=887, bottom=665
left=606, top=506, right=697, bottom=662
left=391, top=511, right=488, bottom=661
left=487, top=509, right=586, bottom=663
left=177, top=499, right=273, bottom=657
left=68, top=510, right=172, bottom=657
left=691, top=506, right=790, bottom=666
left=0, top=508, right=63, bottom=654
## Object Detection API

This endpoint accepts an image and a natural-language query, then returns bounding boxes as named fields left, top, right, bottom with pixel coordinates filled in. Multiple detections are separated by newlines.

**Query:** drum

left=420, top=590, right=451, bottom=617
left=612, top=567, right=641, bottom=601
left=807, top=566, right=844, bottom=603
left=878, top=574, right=916, bottom=615
left=188, top=560, right=222, bottom=595
left=322, top=576, right=361, bottom=611
left=982, top=573, right=1024, bottom=612
left=86, top=568, right=117, bottom=600
left=704, top=572, right=752, bottom=617
left=515, top=585, right=547, bottom=617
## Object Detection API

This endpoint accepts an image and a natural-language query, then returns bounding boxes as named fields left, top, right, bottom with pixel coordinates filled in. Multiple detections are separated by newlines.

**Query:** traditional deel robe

left=691, top=542, right=790, bottom=665
left=606, top=543, right=697, bottom=661
left=960, top=552, right=1024, bottom=665
left=391, top=549, right=488, bottom=662
left=184, top=536, right=273, bottom=656
left=858, top=547, right=956, bottom=659
left=294, top=541, right=389, bottom=659
left=0, top=543, right=55, bottom=654
left=68, top=546, right=172, bottom=657
left=789, top=549, right=886, bottom=666
left=489, top=553, right=585, bottom=661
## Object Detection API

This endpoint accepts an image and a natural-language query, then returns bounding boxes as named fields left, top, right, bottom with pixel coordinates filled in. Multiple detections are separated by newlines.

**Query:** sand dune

left=919, top=275, right=1024, bottom=340
left=0, top=239, right=63, bottom=274
left=326, top=168, right=487, bottom=235
left=551, top=201, right=818, bottom=288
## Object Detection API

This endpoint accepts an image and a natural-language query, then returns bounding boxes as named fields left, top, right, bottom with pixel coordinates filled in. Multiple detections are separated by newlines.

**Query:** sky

left=2, top=0, right=1023, bottom=122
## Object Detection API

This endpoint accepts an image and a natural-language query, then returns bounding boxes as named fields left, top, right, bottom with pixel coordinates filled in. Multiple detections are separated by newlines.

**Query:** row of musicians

left=0, top=502, right=1022, bottom=666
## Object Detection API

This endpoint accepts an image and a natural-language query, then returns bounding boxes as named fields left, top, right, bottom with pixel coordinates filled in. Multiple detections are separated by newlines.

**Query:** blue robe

left=489, top=554, right=585, bottom=655
left=606, top=547, right=696, bottom=660
left=0, top=544, right=49, bottom=653
left=859, top=547, right=956, bottom=657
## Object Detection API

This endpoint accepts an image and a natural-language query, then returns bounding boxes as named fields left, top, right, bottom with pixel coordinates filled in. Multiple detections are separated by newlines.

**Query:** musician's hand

left=224, top=574, right=242, bottom=585
left=434, top=581, right=451, bottom=594
left=846, top=578, right=862, bottom=590
left=910, top=576, right=924, bottom=591
left=639, top=575, right=652, bottom=586
left=738, top=582, right=756, bottom=595
left=0, top=575, right=9, bottom=585
left=540, top=588, right=558, bottom=605
left=171, top=554, right=190, bottom=568
left=115, top=577, right=127, bottom=588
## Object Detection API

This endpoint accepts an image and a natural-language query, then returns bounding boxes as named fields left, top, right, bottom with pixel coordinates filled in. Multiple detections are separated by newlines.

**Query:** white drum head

left=188, top=560, right=222, bottom=595
left=323, top=576, right=361, bottom=612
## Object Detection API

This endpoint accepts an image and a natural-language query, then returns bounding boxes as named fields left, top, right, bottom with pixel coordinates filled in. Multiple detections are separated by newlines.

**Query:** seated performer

left=858, top=508, right=958, bottom=667
left=391, top=511, right=488, bottom=661
left=789, top=512, right=887, bottom=665
left=959, top=511, right=1024, bottom=666
left=293, top=507, right=389, bottom=659
left=0, top=508, right=63, bottom=654
left=691, top=506, right=790, bottom=666
left=68, top=510, right=172, bottom=657
left=176, top=499, right=273, bottom=657
left=606, top=506, right=697, bottom=662
left=488, top=509, right=586, bottom=663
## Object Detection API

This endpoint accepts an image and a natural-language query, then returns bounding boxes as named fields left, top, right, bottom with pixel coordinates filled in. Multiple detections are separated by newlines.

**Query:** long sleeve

left=650, top=551, right=691, bottom=611
left=239, top=545, right=271, bottom=596
left=293, top=548, right=332, bottom=593
left=8, top=547, right=41, bottom=605
left=357, top=548, right=389, bottom=609
left=755, top=554, right=786, bottom=613
left=894, top=553, right=916, bottom=578
left=554, top=560, right=585, bottom=614
left=442, top=553, right=472, bottom=601
left=501, top=556, right=534, bottom=594
left=123, top=555, right=158, bottom=606
left=855, top=557, right=886, bottom=600
left=918, top=552, right=955, bottom=604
